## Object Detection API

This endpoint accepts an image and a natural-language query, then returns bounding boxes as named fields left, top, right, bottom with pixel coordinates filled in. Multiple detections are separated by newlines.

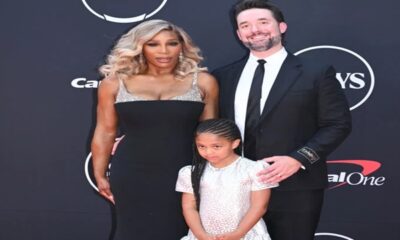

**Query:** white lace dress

left=176, top=157, right=278, bottom=240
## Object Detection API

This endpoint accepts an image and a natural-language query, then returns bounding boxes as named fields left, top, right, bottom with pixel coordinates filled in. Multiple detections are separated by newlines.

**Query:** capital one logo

left=295, top=45, right=375, bottom=111
left=71, top=77, right=100, bottom=88
left=327, top=160, right=385, bottom=189
left=315, top=232, right=354, bottom=240
left=81, top=0, right=168, bottom=23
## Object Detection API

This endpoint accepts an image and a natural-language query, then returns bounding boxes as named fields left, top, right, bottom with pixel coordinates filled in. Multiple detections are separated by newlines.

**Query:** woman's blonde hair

left=99, top=19, right=206, bottom=79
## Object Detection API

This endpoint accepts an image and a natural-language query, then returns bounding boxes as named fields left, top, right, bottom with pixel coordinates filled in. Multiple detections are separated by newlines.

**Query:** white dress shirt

left=235, top=47, right=288, bottom=140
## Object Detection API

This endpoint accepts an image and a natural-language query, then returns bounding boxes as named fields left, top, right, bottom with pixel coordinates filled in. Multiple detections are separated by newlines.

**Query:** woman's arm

left=182, top=193, right=216, bottom=240
left=91, top=77, right=119, bottom=204
left=218, top=189, right=271, bottom=240
left=197, top=72, right=219, bottom=120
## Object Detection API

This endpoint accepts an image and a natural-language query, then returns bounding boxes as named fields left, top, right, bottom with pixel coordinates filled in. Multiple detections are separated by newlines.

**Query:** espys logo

left=84, top=152, right=111, bottom=192
left=327, top=160, right=385, bottom=189
left=81, top=0, right=168, bottom=23
left=85, top=152, right=98, bottom=191
left=85, top=137, right=123, bottom=191
left=315, top=232, right=354, bottom=240
left=295, top=45, right=375, bottom=111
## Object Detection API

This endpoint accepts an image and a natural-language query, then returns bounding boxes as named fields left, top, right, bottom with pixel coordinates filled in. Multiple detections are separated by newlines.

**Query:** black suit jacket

left=212, top=53, right=352, bottom=190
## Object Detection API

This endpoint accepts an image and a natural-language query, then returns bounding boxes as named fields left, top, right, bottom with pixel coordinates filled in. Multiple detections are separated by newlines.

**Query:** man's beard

left=243, top=35, right=281, bottom=52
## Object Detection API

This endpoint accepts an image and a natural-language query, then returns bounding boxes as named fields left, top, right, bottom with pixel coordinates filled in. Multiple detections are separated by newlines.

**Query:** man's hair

left=232, top=0, right=286, bottom=28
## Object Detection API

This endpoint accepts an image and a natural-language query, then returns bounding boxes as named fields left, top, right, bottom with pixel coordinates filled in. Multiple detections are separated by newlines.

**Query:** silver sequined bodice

left=115, top=71, right=202, bottom=103
left=176, top=157, right=278, bottom=240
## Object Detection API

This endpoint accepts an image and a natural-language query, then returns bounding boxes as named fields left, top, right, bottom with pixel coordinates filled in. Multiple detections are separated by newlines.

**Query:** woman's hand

left=91, top=76, right=118, bottom=205
left=96, top=177, right=115, bottom=204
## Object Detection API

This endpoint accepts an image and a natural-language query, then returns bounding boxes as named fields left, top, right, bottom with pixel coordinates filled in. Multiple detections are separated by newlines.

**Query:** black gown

left=109, top=76, right=204, bottom=240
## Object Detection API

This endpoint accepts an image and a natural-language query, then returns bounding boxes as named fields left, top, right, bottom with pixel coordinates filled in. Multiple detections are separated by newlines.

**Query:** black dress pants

left=265, top=189, right=324, bottom=240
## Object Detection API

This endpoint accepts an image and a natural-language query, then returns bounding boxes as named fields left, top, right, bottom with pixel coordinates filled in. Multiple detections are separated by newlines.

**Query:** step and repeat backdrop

left=1, top=0, right=399, bottom=239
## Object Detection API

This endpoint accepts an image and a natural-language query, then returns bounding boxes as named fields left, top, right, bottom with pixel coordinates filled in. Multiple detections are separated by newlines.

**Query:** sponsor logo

left=85, top=152, right=99, bottom=191
left=327, top=160, right=385, bottom=189
left=315, top=232, right=354, bottom=240
left=84, top=152, right=111, bottom=192
left=298, top=147, right=319, bottom=163
left=295, top=45, right=375, bottom=111
left=81, top=0, right=168, bottom=23
left=71, top=78, right=101, bottom=88
left=85, top=137, right=123, bottom=191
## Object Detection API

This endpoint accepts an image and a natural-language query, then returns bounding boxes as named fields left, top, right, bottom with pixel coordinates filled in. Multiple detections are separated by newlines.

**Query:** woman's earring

left=139, top=53, right=144, bottom=63
left=179, top=52, right=184, bottom=63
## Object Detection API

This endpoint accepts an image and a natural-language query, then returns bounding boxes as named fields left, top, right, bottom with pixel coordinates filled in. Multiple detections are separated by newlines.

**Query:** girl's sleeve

left=250, top=161, right=279, bottom=191
left=175, top=165, right=193, bottom=194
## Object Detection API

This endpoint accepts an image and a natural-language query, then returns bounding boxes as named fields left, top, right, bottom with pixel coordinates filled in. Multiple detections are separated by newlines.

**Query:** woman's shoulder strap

left=191, top=70, right=198, bottom=86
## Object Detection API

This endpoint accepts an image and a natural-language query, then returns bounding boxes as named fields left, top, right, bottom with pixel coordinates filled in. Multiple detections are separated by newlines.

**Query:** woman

left=91, top=19, right=218, bottom=239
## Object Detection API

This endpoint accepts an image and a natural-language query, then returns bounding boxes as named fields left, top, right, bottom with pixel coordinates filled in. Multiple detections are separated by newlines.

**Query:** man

left=212, top=0, right=352, bottom=239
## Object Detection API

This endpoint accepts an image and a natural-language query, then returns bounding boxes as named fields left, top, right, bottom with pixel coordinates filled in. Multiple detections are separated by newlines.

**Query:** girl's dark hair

left=191, top=119, right=242, bottom=209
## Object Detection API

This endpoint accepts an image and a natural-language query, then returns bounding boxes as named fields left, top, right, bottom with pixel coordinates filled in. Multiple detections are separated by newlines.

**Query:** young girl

left=176, top=119, right=278, bottom=240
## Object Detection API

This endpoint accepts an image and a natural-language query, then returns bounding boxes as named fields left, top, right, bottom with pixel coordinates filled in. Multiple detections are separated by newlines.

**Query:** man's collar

left=248, top=47, right=288, bottom=64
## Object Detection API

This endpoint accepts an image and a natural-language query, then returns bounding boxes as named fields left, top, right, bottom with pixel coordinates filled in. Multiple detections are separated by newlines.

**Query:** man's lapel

left=259, top=53, right=303, bottom=121
left=225, top=57, right=247, bottom=120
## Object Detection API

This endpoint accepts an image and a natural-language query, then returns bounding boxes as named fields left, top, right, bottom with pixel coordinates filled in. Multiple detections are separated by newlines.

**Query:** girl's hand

left=216, top=231, right=243, bottom=240
left=198, top=234, right=218, bottom=240
left=96, top=177, right=115, bottom=204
